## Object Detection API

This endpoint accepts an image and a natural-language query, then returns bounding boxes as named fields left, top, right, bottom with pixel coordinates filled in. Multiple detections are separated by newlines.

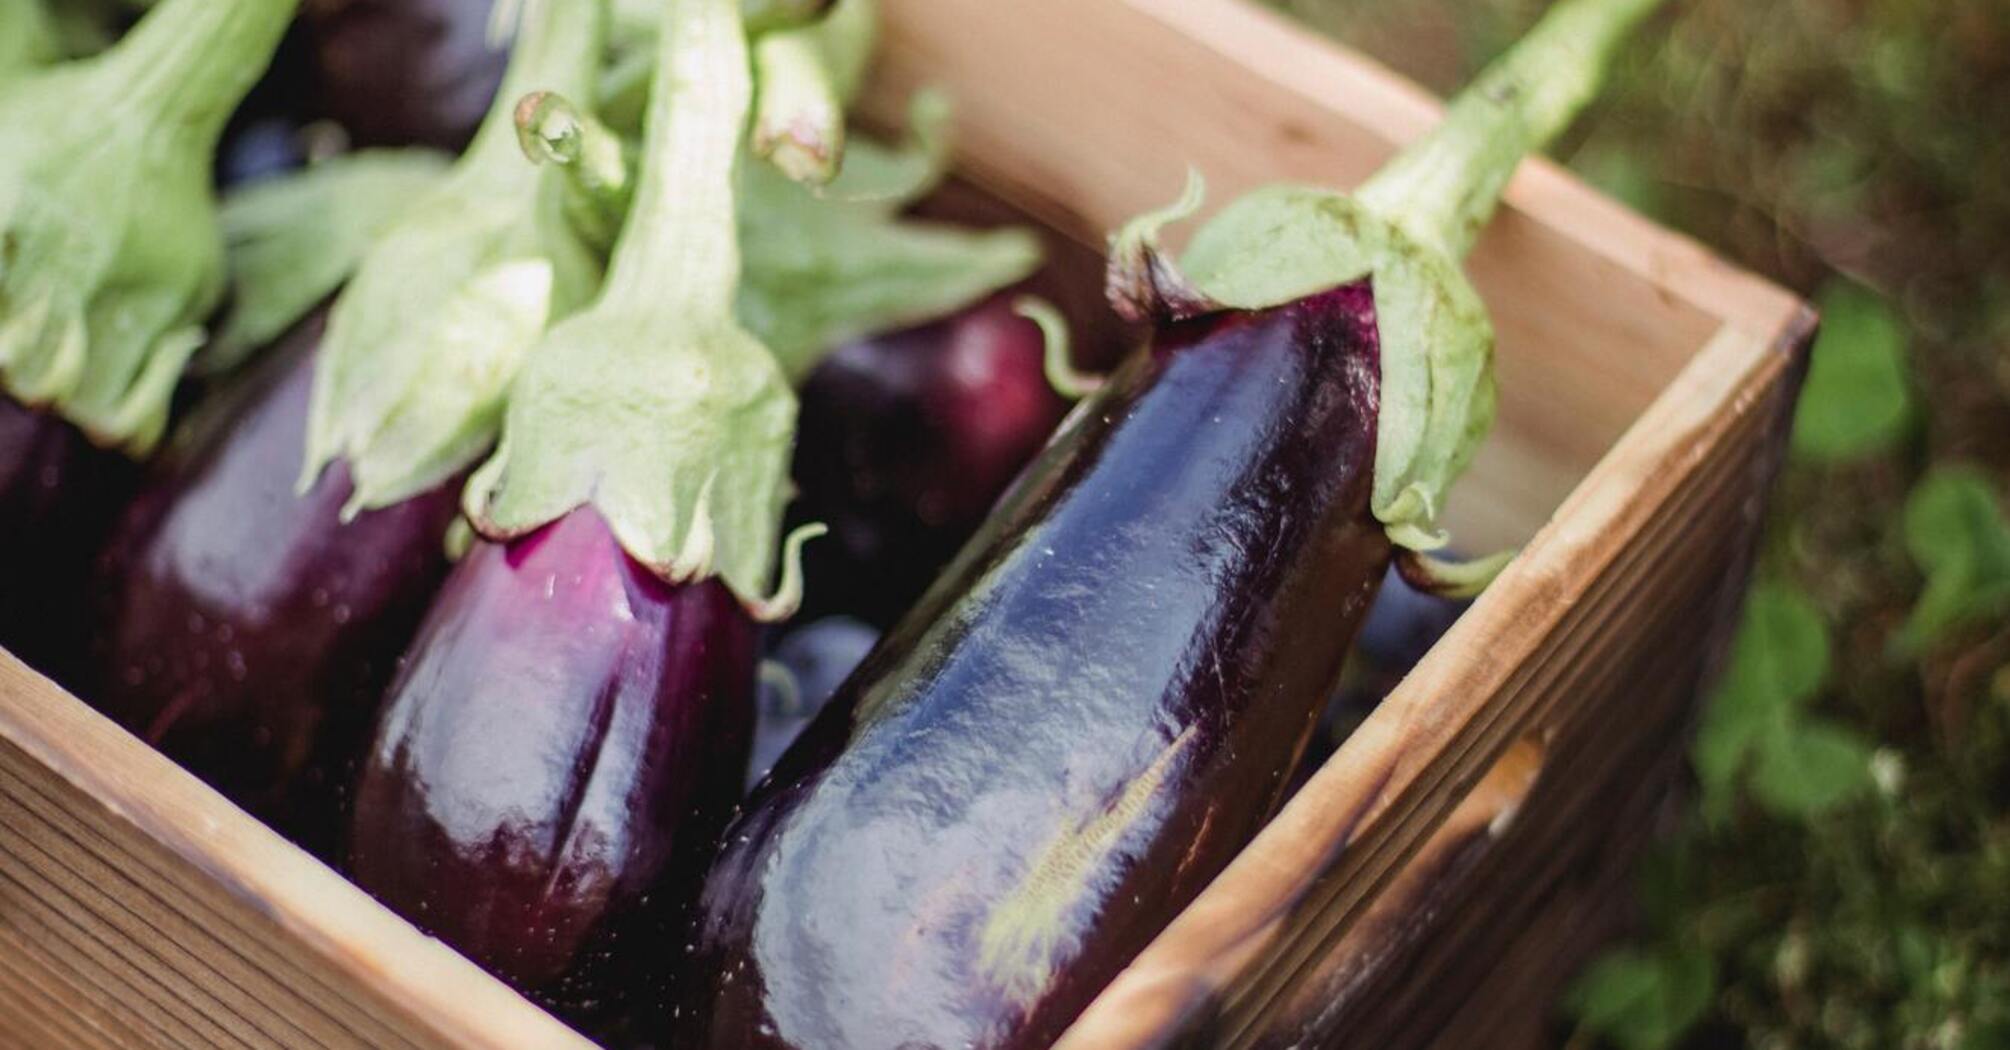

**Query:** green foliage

left=1900, top=469, right=2010, bottom=651
left=1693, top=583, right=1873, bottom=824
left=1568, top=949, right=1716, bottom=1050
left=1792, top=283, right=1914, bottom=464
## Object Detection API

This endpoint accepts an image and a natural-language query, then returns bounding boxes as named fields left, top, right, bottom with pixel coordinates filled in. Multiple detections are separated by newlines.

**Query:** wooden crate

left=0, top=0, right=1812, bottom=1047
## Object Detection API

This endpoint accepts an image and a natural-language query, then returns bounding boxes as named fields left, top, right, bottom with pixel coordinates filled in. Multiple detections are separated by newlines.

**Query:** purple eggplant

left=349, top=508, right=756, bottom=1017
left=0, top=398, right=137, bottom=679
left=681, top=283, right=1387, bottom=1050
left=0, top=0, right=298, bottom=671
left=676, top=0, right=1656, bottom=1043
left=349, top=0, right=820, bottom=1022
left=793, top=294, right=1068, bottom=626
left=301, top=0, right=506, bottom=151
left=91, top=314, right=462, bottom=854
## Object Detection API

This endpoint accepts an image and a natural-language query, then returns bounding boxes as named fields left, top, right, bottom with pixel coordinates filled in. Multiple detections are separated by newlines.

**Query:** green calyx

left=208, top=148, right=454, bottom=374
left=737, top=91, right=1042, bottom=378
left=0, top=0, right=296, bottom=454
left=303, top=0, right=606, bottom=517
left=1105, top=0, right=1657, bottom=554
left=0, top=0, right=60, bottom=79
left=521, top=85, right=1040, bottom=382
left=468, top=0, right=810, bottom=617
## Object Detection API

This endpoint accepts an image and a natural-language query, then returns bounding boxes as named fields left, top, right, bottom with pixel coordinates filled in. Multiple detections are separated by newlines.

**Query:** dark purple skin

left=0, top=400, right=138, bottom=682
left=301, top=0, right=505, bottom=151
left=349, top=507, right=756, bottom=1023
left=91, top=313, right=462, bottom=856
left=791, top=295, right=1070, bottom=628
left=678, top=282, right=1390, bottom=1050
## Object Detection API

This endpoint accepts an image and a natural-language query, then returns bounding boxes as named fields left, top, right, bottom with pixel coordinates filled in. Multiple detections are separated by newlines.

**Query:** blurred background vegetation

left=1272, top=1, right=2010, bottom=1047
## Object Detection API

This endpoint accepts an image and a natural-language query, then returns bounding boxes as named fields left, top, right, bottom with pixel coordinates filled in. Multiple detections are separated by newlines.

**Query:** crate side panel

left=1057, top=315, right=1803, bottom=1048
left=0, top=658, right=596, bottom=1050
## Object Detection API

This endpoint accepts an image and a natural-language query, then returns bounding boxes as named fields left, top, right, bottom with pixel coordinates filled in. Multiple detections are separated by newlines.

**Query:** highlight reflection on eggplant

left=351, top=0, right=832, bottom=1022
left=349, top=509, right=756, bottom=1017
left=0, top=0, right=299, bottom=676
left=677, top=0, right=1658, bottom=1044
left=92, top=314, right=461, bottom=854
left=683, top=284, right=1387, bottom=1050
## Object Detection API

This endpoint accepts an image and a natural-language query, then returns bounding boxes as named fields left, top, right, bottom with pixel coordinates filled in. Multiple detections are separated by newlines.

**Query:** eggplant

left=0, top=0, right=297, bottom=669
left=349, top=509, right=756, bottom=1017
left=675, top=0, right=1657, bottom=1044
left=681, top=282, right=1387, bottom=1049
left=0, top=398, right=136, bottom=678
left=301, top=0, right=506, bottom=151
left=793, top=294, right=1068, bottom=627
left=89, top=0, right=600, bottom=852
left=91, top=314, right=461, bottom=854
left=349, top=0, right=826, bottom=1019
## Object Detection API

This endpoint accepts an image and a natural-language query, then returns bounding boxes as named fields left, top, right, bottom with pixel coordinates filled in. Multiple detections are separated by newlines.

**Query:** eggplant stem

left=752, top=28, right=845, bottom=186
left=1014, top=296, right=1101, bottom=400
left=515, top=90, right=633, bottom=251
left=1395, top=547, right=1518, bottom=600
left=93, top=0, right=299, bottom=136
left=1356, top=0, right=1662, bottom=261
left=596, top=0, right=751, bottom=323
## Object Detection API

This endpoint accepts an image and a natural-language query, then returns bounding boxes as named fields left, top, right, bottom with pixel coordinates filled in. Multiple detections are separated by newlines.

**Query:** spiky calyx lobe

left=0, top=0, right=297, bottom=455
left=301, top=0, right=606, bottom=516
left=1106, top=0, right=1659, bottom=553
left=468, top=0, right=816, bottom=620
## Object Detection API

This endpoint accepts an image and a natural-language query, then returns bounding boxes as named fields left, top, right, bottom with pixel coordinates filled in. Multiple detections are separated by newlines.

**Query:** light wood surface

left=0, top=1, right=1812, bottom=1047
left=0, top=657, right=594, bottom=1050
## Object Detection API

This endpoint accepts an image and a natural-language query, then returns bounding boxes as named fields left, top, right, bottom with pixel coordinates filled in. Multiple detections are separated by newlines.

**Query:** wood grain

left=0, top=1, right=1813, bottom=1047
left=0, top=657, right=594, bottom=1050
left=1055, top=319, right=1810, bottom=1048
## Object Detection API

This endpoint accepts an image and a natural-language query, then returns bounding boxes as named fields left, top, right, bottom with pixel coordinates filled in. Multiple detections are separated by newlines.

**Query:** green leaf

left=1693, top=582, right=1832, bottom=817
left=1790, top=281, right=1913, bottom=464
left=1899, top=468, right=2010, bottom=649
left=207, top=149, right=452, bottom=373
left=1750, top=718, right=1875, bottom=818
left=1566, top=947, right=1716, bottom=1050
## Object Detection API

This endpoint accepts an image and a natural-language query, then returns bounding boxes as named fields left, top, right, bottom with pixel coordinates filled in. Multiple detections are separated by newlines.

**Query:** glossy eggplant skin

left=792, top=295, right=1069, bottom=627
left=92, top=314, right=461, bottom=856
left=301, top=0, right=504, bottom=151
left=349, top=508, right=756, bottom=1021
left=680, top=283, right=1390, bottom=1050
left=0, top=399, right=136, bottom=682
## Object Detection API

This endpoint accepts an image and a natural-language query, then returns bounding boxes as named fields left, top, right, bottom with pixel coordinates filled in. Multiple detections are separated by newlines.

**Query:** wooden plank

left=0, top=658, right=596, bottom=1050
left=865, top=0, right=1807, bottom=554
left=1057, top=312, right=1808, bottom=1048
